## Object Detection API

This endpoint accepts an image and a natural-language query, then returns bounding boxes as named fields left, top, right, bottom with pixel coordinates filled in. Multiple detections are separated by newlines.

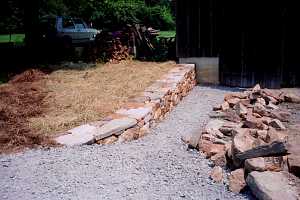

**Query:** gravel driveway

left=0, top=86, right=252, bottom=200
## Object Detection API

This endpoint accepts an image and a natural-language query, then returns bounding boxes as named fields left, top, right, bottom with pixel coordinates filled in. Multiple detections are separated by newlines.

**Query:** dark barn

left=176, top=1, right=300, bottom=88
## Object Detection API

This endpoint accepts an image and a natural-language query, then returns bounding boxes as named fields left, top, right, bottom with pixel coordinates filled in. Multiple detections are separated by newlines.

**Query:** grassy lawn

left=0, top=34, right=25, bottom=43
left=159, top=31, right=176, bottom=38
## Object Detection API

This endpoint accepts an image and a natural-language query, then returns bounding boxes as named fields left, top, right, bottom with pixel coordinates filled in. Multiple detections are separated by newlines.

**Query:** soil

left=8, top=69, right=47, bottom=84
left=0, top=69, right=56, bottom=154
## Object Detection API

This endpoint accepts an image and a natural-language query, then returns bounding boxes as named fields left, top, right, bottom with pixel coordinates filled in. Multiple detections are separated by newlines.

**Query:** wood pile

left=89, top=24, right=160, bottom=63
left=107, top=38, right=130, bottom=64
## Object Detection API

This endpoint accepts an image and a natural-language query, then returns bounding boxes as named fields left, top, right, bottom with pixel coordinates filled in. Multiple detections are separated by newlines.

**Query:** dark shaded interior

left=176, top=1, right=300, bottom=88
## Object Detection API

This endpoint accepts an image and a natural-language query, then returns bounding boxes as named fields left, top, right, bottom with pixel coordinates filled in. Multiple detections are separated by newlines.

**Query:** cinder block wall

left=179, top=57, right=219, bottom=85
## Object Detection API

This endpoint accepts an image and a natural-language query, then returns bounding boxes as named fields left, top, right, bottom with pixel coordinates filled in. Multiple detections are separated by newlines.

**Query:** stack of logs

left=185, top=84, right=300, bottom=200
left=107, top=38, right=130, bottom=64
left=91, top=24, right=159, bottom=63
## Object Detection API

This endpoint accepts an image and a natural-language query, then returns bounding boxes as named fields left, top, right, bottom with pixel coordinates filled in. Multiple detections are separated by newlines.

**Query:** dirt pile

left=9, top=69, right=47, bottom=84
left=0, top=69, right=55, bottom=154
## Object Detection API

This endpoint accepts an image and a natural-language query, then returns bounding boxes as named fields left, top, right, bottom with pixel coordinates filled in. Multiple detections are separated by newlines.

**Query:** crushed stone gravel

left=0, top=86, right=253, bottom=200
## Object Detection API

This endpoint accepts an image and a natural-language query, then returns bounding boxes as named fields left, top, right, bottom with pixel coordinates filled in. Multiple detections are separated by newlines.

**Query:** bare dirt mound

left=0, top=69, right=55, bottom=154
left=9, top=69, right=47, bottom=84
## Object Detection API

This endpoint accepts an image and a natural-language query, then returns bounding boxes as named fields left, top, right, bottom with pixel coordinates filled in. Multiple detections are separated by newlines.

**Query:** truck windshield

left=73, top=19, right=86, bottom=29
left=63, top=18, right=75, bottom=29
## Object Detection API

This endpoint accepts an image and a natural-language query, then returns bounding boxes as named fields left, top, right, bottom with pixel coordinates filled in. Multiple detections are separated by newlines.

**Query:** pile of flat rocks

left=184, top=84, right=300, bottom=200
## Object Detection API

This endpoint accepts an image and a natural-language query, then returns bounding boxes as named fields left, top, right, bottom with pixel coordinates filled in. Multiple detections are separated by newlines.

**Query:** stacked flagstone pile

left=56, top=64, right=196, bottom=146
left=185, top=84, right=300, bottom=200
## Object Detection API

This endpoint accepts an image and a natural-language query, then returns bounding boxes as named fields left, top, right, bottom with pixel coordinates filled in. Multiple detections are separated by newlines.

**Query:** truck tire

left=62, top=36, right=72, bottom=49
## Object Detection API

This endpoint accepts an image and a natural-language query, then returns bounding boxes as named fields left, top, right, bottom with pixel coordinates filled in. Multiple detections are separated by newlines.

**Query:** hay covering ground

left=0, top=61, right=175, bottom=153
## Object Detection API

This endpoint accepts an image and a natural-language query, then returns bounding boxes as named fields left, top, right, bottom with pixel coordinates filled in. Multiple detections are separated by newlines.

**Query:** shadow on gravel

left=197, top=84, right=246, bottom=93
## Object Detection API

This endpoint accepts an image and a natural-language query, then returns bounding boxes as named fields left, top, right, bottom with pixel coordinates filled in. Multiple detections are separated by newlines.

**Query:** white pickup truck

left=39, top=16, right=101, bottom=46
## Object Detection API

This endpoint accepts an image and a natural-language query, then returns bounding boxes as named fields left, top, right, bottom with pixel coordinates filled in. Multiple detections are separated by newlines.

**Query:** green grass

left=158, top=31, right=176, bottom=38
left=0, top=34, right=25, bottom=44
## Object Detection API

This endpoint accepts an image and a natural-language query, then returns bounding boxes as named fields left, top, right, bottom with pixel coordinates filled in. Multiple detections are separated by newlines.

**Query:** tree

left=23, top=0, right=39, bottom=46
left=0, top=0, right=24, bottom=34
left=0, top=0, right=175, bottom=37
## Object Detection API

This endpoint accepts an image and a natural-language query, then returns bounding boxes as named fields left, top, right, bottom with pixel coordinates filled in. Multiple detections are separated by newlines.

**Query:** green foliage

left=1, top=0, right=175, bottom=35
left=39, top=0, right=68, bottom=17
left=141, top=36, right=176, bottom=62
left=91, top=0, right=143, bottom=30
left=0, top=0, right=24, bottom=34
left=90, top=0, right=175, bottom=31
left=37, top=0, right=175, bottom=31
left=41, top=0, right=175, bottom=31
left=140, top=5, right=175, bottom=30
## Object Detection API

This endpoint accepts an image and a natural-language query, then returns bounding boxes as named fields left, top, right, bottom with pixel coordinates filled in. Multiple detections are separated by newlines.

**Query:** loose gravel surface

left=0, top=86, right=252, bottom=200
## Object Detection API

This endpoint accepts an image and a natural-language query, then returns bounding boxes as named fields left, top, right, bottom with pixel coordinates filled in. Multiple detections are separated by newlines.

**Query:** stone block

left=94, top=117, right=137, bottom=141
left=210, top=166, right=223, bottom=183
left=246, top=171, right=300, bottom=200
left=55, top=124, right=97, bottom=146
left=116, top=107, right=152, bottom=121
left=228, top=168, right=246, bottom=193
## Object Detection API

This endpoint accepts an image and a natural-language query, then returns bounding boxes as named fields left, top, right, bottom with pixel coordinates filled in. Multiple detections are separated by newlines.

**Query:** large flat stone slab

left=55, top=124, right=97, bottom=146
left=246, top=171, right=300, bottom=200
left=116, top=107, right=152, bottom=121
left=56, top=118, right=138, bottom=145
left=94, top=117, right=137, bottom=140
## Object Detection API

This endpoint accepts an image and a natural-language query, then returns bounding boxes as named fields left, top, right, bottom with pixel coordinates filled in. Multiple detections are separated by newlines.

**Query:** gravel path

left=0, top=86, right=252, bottom=200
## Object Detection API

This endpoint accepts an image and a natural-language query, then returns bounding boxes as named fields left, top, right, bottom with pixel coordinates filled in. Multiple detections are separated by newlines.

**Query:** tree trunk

left=24, top=0, right=39, bottom=47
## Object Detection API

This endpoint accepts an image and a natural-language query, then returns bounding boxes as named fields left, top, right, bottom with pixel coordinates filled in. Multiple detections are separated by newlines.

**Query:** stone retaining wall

left=56, top=64, right=196, bottom=146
